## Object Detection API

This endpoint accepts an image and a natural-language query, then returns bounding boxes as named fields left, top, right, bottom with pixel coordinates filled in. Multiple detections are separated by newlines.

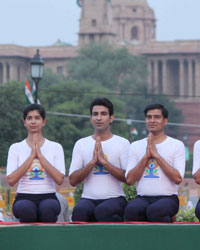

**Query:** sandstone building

left=0, top=0, right=200, bottom=149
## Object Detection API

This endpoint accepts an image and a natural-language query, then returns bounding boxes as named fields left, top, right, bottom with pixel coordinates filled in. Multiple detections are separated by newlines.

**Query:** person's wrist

left=144, top=154, right=149, bottom=161
left=90, top=159, right=97, bottom=166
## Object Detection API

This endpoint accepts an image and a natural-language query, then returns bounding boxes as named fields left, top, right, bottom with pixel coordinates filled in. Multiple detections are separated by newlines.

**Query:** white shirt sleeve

left=173, top=141, right=186, bottom=179
left=192, top=140, right=200, bottom=175
left=119, top=140, right=130, bottom=170
left=6, top=144, right=18, bottom=176
left=69, top=141, right=84, bottom=176
left=54, top=143, right=66, bottom=175
left=125, top=142, right=140, bottom=178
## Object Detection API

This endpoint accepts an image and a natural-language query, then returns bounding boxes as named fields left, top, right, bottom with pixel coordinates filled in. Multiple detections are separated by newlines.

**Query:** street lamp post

left=30, top=49, right=44, bottom=103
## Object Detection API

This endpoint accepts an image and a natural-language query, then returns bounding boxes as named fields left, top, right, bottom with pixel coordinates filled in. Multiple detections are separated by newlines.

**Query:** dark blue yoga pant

left=13, top=193, right=61, bottom=223
left=72, top=196, right=127, bottom=222
left=124, top=195, right=179, bottom=222
left=195, top=199, right=200, bottom=220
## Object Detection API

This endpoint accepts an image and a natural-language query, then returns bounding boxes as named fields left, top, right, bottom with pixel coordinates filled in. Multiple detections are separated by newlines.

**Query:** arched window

left=91, top=19, right=97, bottom=27
left=132, top=7, right=137, bottom=12
left=131, top=26, right=138, bottom=40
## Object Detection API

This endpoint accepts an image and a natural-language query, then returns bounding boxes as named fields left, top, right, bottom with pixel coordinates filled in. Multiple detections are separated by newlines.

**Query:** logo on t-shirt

left=93, top=154, right=109, bottom=175
left=144, top=158, right=159, bottom=178
left=28, top=158, right=45, bottom=180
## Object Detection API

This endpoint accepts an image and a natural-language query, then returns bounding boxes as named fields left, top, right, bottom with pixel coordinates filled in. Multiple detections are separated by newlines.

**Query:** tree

left=39, top=68, right=65, bottom=89
left=0, top=82, right=27, bottom=166
left=67, top=42, right=145, bottom=91
left=67, top=42, right=183, bottom=139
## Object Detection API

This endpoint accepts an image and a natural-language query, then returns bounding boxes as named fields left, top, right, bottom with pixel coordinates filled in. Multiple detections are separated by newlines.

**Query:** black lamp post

left=30, top=49, right=44, bottom=103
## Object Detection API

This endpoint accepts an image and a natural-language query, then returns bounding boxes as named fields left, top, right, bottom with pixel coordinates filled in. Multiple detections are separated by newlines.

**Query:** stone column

left=179, top=59, right=185, bottom=97
left=9, top=63, right=18, bottom=82
left=153, top=59, right=159, bottom=93
left=162, top=59, right=168, bottom=94
left=3, top=62, right=7, bottom=83
left=147, top=59, right=152, bottom=92
left=0, top=63, right=3, bottom=84
left=188, top=59, right=193, bottom=97
left=195, top=59, right=200, bottom=97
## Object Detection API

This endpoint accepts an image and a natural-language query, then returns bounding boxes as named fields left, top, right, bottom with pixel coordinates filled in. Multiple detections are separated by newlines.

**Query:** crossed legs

left=13, top=198, right=60, bottom=223
left=124, top=195, right=179, bottom=222
left=72, top=196, right=127, bottom=222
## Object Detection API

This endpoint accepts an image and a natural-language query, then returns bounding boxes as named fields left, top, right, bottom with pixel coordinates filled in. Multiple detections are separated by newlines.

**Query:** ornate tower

left=112, top=0, right=156, bottom=44
left=77, top=0, right=116, bottom=46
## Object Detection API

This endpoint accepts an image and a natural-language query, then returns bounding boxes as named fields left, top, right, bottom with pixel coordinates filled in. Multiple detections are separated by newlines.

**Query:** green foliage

left=186, top=152, right=193, bottom=171
left=67, top=43, right=139, bottom=90
left=183, top=152, right=193, bottom=178
left=74, top=182, right=84, bottom=204
left=39, top=68, right=65, bottom=88
left=0, top=82, right=27, bottom=166
left=122, top=183, right=137, bottom=202
left=176, top=208, right=198, bottom=222
left=184, top=171, right=192, bottom=178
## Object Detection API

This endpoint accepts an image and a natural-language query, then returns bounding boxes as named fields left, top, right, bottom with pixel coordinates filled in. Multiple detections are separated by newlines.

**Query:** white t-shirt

left=7, top=139, right=65, bottom=194
left=192, top=140, right=200, bottom=175
left=69, top=135, right=130, bottom=199
left=126, top=136, right=185, bottom=196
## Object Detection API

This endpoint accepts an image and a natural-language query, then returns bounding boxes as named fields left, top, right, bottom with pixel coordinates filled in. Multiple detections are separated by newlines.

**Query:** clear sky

left=0, top=0, right=200, bottom=46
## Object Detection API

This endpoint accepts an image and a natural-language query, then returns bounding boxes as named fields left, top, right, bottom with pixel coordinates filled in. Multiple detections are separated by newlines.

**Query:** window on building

left=131, top=26, right=138, bottom=40
left=57, top=66, right=63, bottom=74
left=132, top=7, right=137, bottom=12
left=91, top=19, right=97, bottom=27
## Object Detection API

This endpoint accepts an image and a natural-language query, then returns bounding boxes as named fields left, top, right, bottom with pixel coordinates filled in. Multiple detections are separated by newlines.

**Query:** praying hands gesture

left=92, top=137, right=108, bottom=166
left=69, top=136, right=126, bottom=186
left=30, top=133, right=42, bottom=159
left=146, top=133, right=159, bottom=160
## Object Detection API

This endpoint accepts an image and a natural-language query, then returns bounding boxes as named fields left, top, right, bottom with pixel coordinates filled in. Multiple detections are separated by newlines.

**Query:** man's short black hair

left=23, top=104, right=46, bottom=120
left=90, top=98, right=114, bottom=116
left=144, top=104, right=168, bottom=119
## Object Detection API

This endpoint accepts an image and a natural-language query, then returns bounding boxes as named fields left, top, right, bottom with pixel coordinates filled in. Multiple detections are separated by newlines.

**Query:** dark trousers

left=72, top=196, right=127, bottom=222
left=195, top=199, right=200, bottom=220
left=124, top=195, right=179, bottom=222
left=13, top=193, right=61, bottom=223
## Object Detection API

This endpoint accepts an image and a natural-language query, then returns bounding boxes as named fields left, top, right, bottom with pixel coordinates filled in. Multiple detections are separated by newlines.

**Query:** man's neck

left=150, top=132, right=166, bottom=144
left=93, top=131, right=113, bottom=141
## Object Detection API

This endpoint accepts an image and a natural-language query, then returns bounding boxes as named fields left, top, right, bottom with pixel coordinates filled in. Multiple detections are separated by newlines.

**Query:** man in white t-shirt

left=124, top=104, right=185, bottom=222
left=192, top=140, right=200, bottom=220
left=69, top=98, right=130, bottom=222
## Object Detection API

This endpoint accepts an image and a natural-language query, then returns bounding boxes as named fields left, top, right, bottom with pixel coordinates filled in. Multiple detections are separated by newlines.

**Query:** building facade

left=0, top=44, right=77, bottom=84
left=0, top=0, right=200, bottom=149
